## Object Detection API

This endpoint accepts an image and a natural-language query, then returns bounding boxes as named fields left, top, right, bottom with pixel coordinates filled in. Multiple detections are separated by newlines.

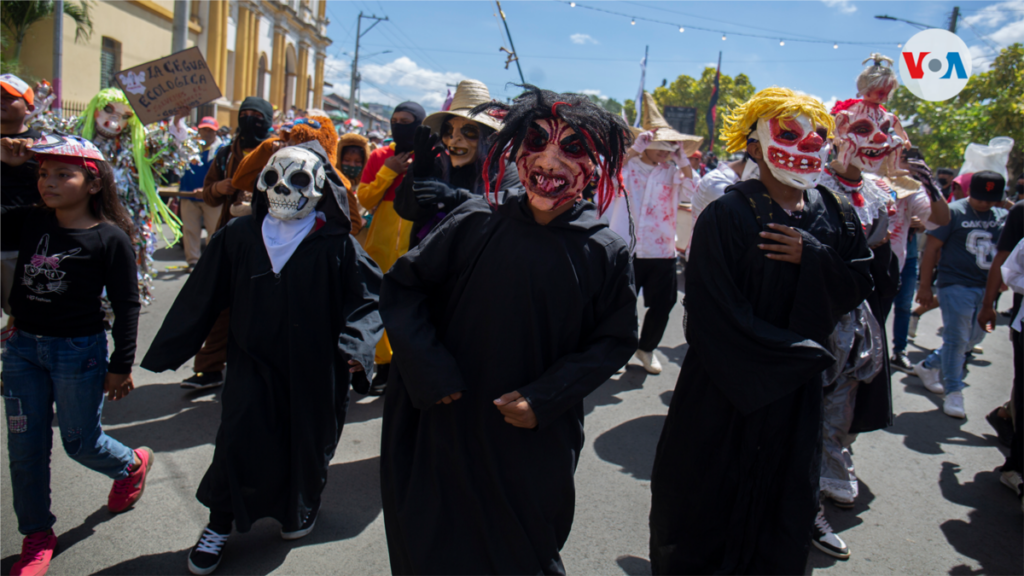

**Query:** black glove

left=905, top=158, right=941, bottom=202
left=412, top=125, right=442, bottom=179
left=412, top=178, right=469, bottom=208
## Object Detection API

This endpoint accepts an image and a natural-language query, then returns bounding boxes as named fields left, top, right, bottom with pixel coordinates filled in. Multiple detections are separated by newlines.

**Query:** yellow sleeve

left=356, top=164, right=398, bottom=210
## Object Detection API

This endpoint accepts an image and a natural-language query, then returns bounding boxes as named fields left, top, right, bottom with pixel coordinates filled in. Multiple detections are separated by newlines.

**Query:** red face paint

left=764, top=117, right=826, bottom=175
left=515, top=118, right=595, bottom=211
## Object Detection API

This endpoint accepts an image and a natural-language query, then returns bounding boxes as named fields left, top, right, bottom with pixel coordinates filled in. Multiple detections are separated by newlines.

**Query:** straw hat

left=638, top=92, right=704, bottom=156
left=424, top=79, right=503, bottom=133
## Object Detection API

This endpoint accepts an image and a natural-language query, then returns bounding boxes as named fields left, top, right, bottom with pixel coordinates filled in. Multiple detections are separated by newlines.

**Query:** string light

left=779, top=40, right=785, bottom=46
left=722, top=34, right=727, bottom=41
left=631, top=18, right=636, bottom=25
left=569, top=1, right=575, bottom=5
left=898, top=43, right=903, bottom=48
left=679, top=26, right=684, bottom=33
left=834, top=42, right=839, bottom=49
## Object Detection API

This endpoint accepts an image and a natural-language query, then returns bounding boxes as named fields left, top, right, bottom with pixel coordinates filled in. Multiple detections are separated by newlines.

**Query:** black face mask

left=1017, top=183, right=1024, bottom=195
left=238, top=115, right=268, bottom=147
left=340, top=164, right=363, bottom=181
left=391, top=122, right=419, bottom=154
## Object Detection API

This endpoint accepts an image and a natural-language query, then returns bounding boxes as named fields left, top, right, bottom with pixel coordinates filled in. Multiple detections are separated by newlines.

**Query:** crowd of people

left=0, top=49, right=1021, bottom=576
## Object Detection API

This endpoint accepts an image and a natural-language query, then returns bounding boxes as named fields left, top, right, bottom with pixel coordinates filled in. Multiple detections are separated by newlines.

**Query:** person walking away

left=0, top=134, right=154, bottom=576
left=1, top=74, right=41, bottom=323
left=357, top=102, right=425, bottom=396
left=914, top=171, right=1008, bottom=418
left=178, top=117, right=224, bottom=270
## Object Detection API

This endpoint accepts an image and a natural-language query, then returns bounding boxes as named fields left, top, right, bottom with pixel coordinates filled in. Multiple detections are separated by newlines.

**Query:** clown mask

left=516, top=118, right=595, bottom=211
left=442, top=116, right=481, bottom=168
left=94, top=102, right=134, bottom=139
left=833, top=101, right=904, bottom=175
left=257, top=147, right=326, bottom=221
left=756, top=115, right=830, bottom=190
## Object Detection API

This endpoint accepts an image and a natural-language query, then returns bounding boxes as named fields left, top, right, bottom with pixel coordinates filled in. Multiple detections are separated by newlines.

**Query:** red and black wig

left=471, top=85, right=632, bottom=214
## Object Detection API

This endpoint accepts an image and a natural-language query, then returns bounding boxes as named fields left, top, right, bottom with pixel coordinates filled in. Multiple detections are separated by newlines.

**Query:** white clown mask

left=93, top=102, right=134, bottom=139
left=833, top=101, right=904, bottom=175
left=756, top=115, right=830, bottom=190
left=257, top=147, right=326, bottom=221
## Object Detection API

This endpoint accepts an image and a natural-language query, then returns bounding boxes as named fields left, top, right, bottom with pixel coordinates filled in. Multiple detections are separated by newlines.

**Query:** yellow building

left=3, top=0, right=331, bottom=128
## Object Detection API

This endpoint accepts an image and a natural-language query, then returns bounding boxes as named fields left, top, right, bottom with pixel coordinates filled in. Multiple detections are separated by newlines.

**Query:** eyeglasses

left=441, top=122, right=480, bottom=141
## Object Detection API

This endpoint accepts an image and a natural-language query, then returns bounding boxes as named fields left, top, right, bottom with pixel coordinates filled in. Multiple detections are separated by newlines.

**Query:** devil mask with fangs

left=831, top=99, right=905, bottom=175
left=470, top=85, right=632, bottom=214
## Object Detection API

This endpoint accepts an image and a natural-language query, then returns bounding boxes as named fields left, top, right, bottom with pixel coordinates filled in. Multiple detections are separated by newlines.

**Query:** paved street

left=2, top=235, right=1022, bottom=575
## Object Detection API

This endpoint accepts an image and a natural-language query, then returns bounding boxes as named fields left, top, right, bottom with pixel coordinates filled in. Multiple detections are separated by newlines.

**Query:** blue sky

left=321, top=0, right=1024, bottom=112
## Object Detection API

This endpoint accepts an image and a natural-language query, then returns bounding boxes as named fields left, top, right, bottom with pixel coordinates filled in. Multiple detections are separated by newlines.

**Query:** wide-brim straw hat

left=424, top=79, right=504, bottom=133
left=638, top=92, right=704, bottom=156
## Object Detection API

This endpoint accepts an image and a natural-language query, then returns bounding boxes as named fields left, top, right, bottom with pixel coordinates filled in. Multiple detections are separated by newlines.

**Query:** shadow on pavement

left=805, top=480, right=877, bottom=571
left=93, top=457, right=383, bottom=575
left=938, top=462, right=1023, bottom=576
left=616, top=554, right=652, bottom=575
left=584, top=370, right=649, bottom=417
left=656, top=342, right=688, bottom=368
left=882, top=404, right=991, bottom=455
left=346, top=394, right=384, bottom=424
left=99, top=383, right=222, bottom=453
left=593, top=415, right=665, bottom=481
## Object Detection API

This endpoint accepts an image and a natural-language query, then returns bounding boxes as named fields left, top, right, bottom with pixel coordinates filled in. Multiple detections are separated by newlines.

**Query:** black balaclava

left=238, top=96, right=273, bottom=148
left=390, top=101, right=426, bottom=153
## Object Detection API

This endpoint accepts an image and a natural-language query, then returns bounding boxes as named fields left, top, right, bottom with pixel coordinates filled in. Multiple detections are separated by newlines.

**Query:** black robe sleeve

left=517, top=241, right=638, bottom=428
left=337, top=241, right=384, bottom=375
left=380, top=206, right=481, bottom=409
left=685, top=195, right=873, bottom=415
left=140, top=223, right=234, bottom=373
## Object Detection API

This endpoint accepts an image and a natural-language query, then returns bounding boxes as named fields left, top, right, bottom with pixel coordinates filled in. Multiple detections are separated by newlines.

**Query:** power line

left=563, top=1, right=904, bottom=47
left=623, top=1, right=836, bottom=41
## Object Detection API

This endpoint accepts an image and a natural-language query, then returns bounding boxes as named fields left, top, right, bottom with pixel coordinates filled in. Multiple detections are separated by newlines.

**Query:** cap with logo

left=0, top=73, right=34, bottom=107
left=197, top=116, right=220, bottom=130
left=969, top=170, right=1005, bottom=202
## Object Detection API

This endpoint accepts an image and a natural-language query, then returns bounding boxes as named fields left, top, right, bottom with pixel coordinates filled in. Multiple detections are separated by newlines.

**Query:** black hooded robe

left=379, top=194, right=638, bottom=575
left=141, top=142, right=383, bottom=533
left=649, top=181, right=873, bottom=575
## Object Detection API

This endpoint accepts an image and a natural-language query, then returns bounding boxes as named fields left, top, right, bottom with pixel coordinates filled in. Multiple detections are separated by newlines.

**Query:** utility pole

left=495, top=1, right=525, bottom=85
left=948, top=6, right=959, bottom=33
left=172, top=0, right=188, bottom=52
left=349, top=12, right=387, bottom=129
left=52, top=0, right=63, bottom=114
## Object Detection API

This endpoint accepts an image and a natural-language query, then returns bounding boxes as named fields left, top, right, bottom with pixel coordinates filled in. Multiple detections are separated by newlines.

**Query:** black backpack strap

left=816, top=184, right=859, bottom=238
left=728, top=179, right=778, bottom=232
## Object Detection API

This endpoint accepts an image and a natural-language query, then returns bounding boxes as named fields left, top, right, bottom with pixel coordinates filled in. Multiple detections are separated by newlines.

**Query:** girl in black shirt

left=0, top=134, right=154, bottom=576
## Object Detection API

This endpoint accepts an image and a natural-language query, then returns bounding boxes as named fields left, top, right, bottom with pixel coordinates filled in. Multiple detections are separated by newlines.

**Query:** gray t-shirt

left=928, top=198, right=1008, bottom=288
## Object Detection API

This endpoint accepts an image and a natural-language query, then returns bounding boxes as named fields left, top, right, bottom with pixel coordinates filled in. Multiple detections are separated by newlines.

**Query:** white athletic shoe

left=634, top=350, right=663, bottom=374
left=812, top=505, right=850, bottom=560
left=913, top=361, right=945, bottom=394
left=943, top=391, right=966, bottom=419
left=908, top=314, right=920, bottom=338
left=971, top=345, right=983, bottom=354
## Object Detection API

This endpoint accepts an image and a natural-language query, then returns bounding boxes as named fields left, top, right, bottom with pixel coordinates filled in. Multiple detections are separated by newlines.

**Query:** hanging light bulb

left=834, top=42, right=839, bottom=49
left=722, top=33, right=727, bottom=41
left=631, top=18, right=636, bottom=25
left=898, top=43, right=903, bottom=48
left=679, top=26, right=685, bottom=33
left=780, top=40, right=785, bottom=46
left=569, top=1, right=575, bottom=6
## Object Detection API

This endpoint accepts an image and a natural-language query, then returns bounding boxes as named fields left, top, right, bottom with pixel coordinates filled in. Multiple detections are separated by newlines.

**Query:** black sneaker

left=811, top=505, right=850, bottom=560
left=182, top=371, right=224, bottom=390
left=368, top=364, right=389, bottom=397
left=890, top=351, right=914, bottom=374
left=188, top=526, right=229, bottom=575
left=281, top=505, right=318, bottom=540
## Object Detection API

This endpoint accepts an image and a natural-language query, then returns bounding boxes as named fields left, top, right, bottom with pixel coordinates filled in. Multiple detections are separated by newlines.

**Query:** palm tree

left=1, top=0, right=93, bottom=61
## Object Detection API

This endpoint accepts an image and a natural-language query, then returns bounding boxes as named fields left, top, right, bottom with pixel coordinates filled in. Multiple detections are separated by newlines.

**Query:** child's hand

left=494, top=390, right=537, bottom=429
left=104, top=372, right=135, bottom=401
left=348, top=359, right=364, bottom=373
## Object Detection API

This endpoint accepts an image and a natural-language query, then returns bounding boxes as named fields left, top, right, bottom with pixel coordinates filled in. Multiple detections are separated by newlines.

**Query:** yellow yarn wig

left=720, top=87, right=835, bottom=154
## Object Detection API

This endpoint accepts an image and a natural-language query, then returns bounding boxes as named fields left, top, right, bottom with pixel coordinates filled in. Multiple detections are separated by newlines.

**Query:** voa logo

left=899, top=29, right=973, bottom=102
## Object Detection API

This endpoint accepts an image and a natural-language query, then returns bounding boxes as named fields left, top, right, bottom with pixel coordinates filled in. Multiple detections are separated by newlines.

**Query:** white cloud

left=963, top=1, right=1024, bottom=74
left=807, top=93, right=839, bottom=112
left=580, top=89, right=604, bottom=97
left=963, top=0, right=1024, bottom=27
left=990, top=16, right=1024, bottom=45
left=323, top=55, right=465, bottom=108
left=821, top=0, right=857, bottom=14
left=570, top=33, right=598, bottom=45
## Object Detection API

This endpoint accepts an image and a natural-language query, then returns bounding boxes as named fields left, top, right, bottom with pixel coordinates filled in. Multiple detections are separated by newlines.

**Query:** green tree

left=1, top=0, right=93, bottom=61
left=624, top=68, right=756, bottom=154
left=588, top=94, right=623, bottom=116
left=887, top=43, right=1023, bottom=179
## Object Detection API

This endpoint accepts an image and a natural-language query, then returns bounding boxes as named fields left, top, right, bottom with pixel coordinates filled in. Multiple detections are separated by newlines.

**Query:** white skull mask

left=756, top=115, right=830, bottom=190
left=257, top=147, right=326, bottom=221
left=833, top=101, right=904, bottom=175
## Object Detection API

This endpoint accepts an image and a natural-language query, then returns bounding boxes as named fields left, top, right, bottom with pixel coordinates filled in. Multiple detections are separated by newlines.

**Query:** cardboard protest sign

left=115, top=47, right=221, bottom=125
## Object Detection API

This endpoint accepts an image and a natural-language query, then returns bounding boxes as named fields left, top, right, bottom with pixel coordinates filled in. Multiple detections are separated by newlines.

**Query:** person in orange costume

left=231, top=115, right=363, bottom=235
left=356, top=102, right=424, bottom=395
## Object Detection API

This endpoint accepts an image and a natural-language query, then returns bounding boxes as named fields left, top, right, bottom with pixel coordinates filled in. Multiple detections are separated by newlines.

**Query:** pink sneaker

left=108, top=447, right=154, bottom=513
left=11, top=529, right=57, bottom=576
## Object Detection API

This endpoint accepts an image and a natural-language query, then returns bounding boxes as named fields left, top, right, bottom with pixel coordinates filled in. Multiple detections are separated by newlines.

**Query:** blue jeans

left=891, top=257, right=918, bottom=353
left=923, top=285, right=987, bottom=394
left=2, top=330, right=135, bottom=535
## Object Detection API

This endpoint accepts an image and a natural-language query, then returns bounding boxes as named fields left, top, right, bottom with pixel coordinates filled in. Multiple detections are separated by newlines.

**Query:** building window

left=257, top=54, right=267, bottom=99
left=100, top=37, right=122, bottom=90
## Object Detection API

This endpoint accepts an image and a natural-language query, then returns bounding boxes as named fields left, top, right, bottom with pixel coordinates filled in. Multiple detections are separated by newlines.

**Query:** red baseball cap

left=197, top=116, right=219, bottom=130
left=0, top=74, right=34, bottom=107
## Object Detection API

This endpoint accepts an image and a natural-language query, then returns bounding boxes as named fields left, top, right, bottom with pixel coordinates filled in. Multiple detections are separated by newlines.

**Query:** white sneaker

left=943, top=391, right=966, bottom=418
left=634, top=350, right=663, bottom=374
left=1000, top=470, right=1023, bottom=496
left=908, top=314, right=920, bottom=338
left=913, top=360, right=945, bottom=394
left=811, top=505, right=850, bottom=559
left=971, top=345, right=983, bottom=354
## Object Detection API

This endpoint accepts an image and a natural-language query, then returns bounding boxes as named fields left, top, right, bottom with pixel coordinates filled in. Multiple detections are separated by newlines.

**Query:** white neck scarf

left=262, top=210, right=318, bottom=274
